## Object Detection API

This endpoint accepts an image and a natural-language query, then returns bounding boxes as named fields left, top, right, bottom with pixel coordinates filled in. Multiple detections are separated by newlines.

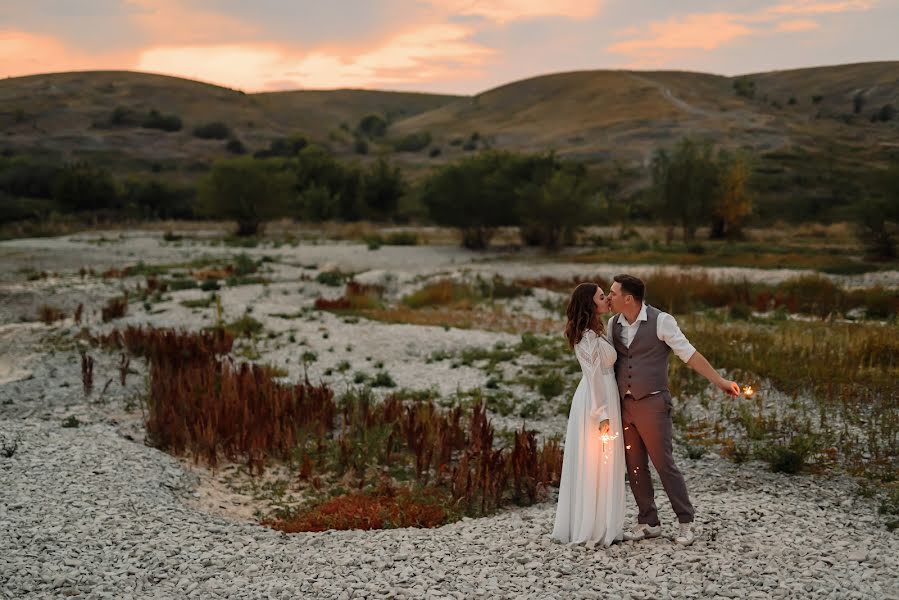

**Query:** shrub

left=518, top=165, right=593, bottom=250
left=728, top=303, right=752, bottom=320
left=193, top=122, right=232, bottom=140
left=354, top=138, right=369, bottom=155
left=393, top=131, right=432, bottom=153
left=109, top=106, right=139, bottom=126
left=537, top=372, right=565, bottom=400
left=52, top=162, right=118, bottom=212
left=122, top=179, right=194, bottom=219
left=141, top=110, right=182, bottom=132
left=253, top=135, right=308, bottom=158
left=225, top=138, right=246, bottom=154
left=224, top=315, right=264, bottom=338
left=38, top=305, right=66, bottom=324
left=371, top=370, right=396, bottom=387
left=421, top=151, right=557, bottom=249
left=101, top=296, right=128, bottom=322
left=315, top=270, right=346, bottom=287
left=357, top=114, right=387, bottom=138
left=683, top=442, right=707, bottom=459
left=385, top=232, right=418, bottom=245
left=361, top=158, right=405, bottom=220
left=759, top=440, right=808, bottom=474
left=61, top=416, right=80, bottom=428
left=195, top=157, right=293, bottom=236
left=874, top=104, right=896, bottom=122
left=0, top=156, right=61, bottom=199
left=733, top=77, right=755, bottom=98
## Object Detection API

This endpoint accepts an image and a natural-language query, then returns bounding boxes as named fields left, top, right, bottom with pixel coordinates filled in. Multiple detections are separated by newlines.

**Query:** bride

left=551, top=282, right=625, bottom=547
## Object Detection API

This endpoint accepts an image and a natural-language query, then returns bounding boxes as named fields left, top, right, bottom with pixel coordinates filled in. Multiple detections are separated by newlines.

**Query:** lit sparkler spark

left=600, top=431, right=619, bottom=457
left=742, top=385, right=755, bottom=397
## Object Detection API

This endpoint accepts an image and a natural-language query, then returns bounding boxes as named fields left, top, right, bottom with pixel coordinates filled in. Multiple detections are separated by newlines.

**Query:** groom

left=607, top=274, right=739, bottom=546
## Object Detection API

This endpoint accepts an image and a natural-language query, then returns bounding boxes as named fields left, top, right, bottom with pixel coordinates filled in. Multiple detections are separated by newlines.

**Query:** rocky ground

left=1, top=230, right=897, bottom=599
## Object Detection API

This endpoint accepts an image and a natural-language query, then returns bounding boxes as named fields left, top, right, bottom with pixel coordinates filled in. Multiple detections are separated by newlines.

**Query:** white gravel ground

left=1, top=231, right=897, bottom=599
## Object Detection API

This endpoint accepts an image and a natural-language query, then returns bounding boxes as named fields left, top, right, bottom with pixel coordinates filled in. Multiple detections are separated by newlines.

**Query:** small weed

left=62, top=415, right=81, bottom=428
left=371, top=371, right=396, bottom=388
left=316, top=271, right=347, bottom=287
left=224, top=315, right=265, bottom=338
left=181, top=295, right=216, bottom=309
left=0, top=433, right=21, bottom=458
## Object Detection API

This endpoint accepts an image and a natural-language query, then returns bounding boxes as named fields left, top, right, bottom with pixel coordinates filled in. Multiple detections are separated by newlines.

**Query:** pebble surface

left=2, top=417, right=897, bottom=599
left=2, top=232, right=898, bottom=599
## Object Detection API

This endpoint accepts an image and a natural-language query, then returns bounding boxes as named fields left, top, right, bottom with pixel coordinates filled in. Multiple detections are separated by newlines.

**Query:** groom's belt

left=623, top=390, right=665, bottom=400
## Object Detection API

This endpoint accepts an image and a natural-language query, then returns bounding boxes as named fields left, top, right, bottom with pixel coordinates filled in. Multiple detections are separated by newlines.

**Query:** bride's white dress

left=551, top=329, right=625, bottom=547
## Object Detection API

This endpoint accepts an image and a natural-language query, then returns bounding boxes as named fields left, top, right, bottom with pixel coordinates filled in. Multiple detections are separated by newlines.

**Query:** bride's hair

left=564, top=282, right=604, bottom=349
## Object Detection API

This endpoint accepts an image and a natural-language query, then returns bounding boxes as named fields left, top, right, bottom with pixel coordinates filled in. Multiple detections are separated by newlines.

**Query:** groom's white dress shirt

left=607, top=302, right=697, bottom=396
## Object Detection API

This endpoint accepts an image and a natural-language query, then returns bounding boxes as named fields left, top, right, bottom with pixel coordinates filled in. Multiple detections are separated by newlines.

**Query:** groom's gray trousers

left=612, top=304, right=695, bottom=526
left=621, top=391, right=695, bottom=525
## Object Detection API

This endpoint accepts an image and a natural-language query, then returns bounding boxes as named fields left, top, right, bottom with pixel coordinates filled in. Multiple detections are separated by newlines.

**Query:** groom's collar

left=617, top=303, right=648, bottom=327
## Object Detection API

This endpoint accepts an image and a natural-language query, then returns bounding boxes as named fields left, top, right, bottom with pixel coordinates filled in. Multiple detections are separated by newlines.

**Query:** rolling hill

left=0, top=63, right=897, bottom=213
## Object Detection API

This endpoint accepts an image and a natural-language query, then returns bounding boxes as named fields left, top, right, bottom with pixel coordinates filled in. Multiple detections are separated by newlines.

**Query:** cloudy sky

left=1, top=0, right=897, bottom=94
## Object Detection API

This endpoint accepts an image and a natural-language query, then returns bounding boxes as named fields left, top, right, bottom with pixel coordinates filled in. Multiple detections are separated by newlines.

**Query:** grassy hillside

left=0, top=64, right=897, bottom=217
left=0, top=71, right=461, bottom=180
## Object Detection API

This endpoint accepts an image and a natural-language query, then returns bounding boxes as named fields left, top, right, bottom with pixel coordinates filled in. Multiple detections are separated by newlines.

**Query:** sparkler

left=600, top=430, right=619, bottom=460
left=742, top=385, right=755, bottom=398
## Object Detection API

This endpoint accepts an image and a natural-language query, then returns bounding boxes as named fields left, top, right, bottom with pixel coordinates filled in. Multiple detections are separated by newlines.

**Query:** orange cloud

left=0, top=30, right=131, bottom=78
left=136, top=23, right=493, bottom=91
left=126, top=0, right=259, bottom=44
left=608, top=0, right=875, bottom=65
left=769, top=0, right=876, bottom=15
left=435, top=0, right=603, bottom=23
left=607, top=13, right=754, bottom=54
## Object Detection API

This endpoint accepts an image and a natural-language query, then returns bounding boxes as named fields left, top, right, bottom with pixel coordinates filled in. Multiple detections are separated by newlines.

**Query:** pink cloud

left=126, top=0, right=260, bottom=44
left=0, top=30, right=132, bottom=78
left=432, top=0, right=602, bottom=23
left=769, top=0, right=876, bottom=15
left=608, top=0, right=875, bottom=66
left=607, top=14, right=754, bottom=54
left=136, top=23, right=494, bottom=91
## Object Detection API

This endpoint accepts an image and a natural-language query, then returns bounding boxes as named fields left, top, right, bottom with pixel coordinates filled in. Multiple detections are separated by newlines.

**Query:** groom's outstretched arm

left=686, top=352, right=740, bottom=396
left=658, top=312, right=740, bottom=396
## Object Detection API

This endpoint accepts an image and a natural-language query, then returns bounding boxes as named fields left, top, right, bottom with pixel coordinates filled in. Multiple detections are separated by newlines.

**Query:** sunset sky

left=1, top=0, right=897, bottom=94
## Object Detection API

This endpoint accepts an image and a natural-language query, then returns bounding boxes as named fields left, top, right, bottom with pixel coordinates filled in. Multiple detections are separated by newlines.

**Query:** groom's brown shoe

left=622, top=523, right=662, bottom=541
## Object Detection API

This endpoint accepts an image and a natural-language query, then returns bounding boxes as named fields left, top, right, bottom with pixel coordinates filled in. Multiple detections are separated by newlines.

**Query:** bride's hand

left=598, top=420, right=610, bottom=436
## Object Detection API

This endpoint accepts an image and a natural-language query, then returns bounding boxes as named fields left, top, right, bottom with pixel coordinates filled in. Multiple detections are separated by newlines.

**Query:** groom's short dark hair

left=614, top=274, right=645, bottom=302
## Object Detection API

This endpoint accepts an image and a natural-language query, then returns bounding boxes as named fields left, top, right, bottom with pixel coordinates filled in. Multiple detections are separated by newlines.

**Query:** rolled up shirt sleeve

left=657, top=312, right=696, bottom=363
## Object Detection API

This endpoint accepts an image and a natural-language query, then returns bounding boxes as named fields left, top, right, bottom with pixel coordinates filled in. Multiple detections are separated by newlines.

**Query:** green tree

left=52, top=162, right=118, bottom=212
left=651, top=138, right=719, bottom=242
left=711, top=152, right=753, bottom=239
left=421, top=151, right=556, bottom=249
left=856, top=164, right=899, bottom=260
left=361, top=157, right=405, bottom=220
left=518, top=165, right=594, bottom=250
left=196, top=157, right=292, bottom=236
left=291, top=145, right=362, bottom=220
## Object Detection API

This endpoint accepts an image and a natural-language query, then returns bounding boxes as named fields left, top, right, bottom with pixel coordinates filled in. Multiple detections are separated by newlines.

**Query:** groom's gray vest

left=612, top=305, right=671, bottom=400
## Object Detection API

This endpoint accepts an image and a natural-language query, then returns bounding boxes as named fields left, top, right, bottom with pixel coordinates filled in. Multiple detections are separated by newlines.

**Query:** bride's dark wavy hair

left=564, top=282, right=604, bottom=349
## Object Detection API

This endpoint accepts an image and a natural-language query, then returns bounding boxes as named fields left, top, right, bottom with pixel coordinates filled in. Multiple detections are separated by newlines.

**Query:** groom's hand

left=718, top=379, right=740, bottom=397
